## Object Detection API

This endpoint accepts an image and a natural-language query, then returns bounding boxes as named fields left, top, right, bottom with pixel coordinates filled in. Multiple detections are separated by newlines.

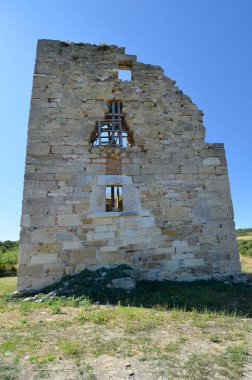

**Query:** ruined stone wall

left=17, top=39, right=241, bottom=291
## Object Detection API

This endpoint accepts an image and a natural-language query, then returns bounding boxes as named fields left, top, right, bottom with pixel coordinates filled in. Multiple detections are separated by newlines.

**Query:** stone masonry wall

left=17, top=39, right=241, bottom=291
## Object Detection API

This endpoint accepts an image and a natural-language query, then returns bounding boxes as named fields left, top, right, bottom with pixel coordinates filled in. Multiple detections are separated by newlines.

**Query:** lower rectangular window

left=106, top=186, right=123, bottom=212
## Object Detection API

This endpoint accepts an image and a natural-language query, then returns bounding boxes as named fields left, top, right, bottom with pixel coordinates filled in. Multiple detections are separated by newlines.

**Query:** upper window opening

left=106, top=186, right=123, bottom=212
left=90, top=101, right=133, bottom=147
left=118, top=70, right=131, bottom=81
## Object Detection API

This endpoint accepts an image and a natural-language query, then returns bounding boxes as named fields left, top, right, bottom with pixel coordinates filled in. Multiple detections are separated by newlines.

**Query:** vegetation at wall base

left=9, top=265, right=252, bottom=316
left=0, top=241, right=18, bottom=277
left=238, top=240, right=252, bottom=258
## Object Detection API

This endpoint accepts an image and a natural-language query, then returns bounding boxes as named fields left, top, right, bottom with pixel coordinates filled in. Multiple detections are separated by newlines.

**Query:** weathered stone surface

left=69, top=248, right=97, bottom=266
left=27, top=142, right=50, bottom=155
left=111, top=277, right=136, bottom=290
left=17, top=39, right=241, bottom=292
left=57, top=214, right=81, bottom=227
left=203, top=157, right=221, bottom=166
left=30, top=254, right=58, bottom=265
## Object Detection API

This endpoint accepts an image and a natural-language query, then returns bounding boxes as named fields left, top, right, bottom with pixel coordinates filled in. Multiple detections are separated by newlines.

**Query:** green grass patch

left=0, top=277, right=16, bottom=296
left=19, top=301, right=34, bottom=314
left=242, top=262, right=252, bottom=273
left=60, top=339, right=82, bottom=357
left=0, top=340, right=16, bottom=353
left=238, top=240, right=252, bottom=258
left=209, top=334, right=221, bottom=343
left=0, top=241, right=19, bottom=277
left=50, top=305, right=62, bottom=315
left=185, top=343, right=248, bottom=380
left=28, top=352, right=55, bottom=365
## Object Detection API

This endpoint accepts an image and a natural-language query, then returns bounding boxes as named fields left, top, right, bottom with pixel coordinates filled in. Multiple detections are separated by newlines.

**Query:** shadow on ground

left=16, top=265, right=252, bottom=317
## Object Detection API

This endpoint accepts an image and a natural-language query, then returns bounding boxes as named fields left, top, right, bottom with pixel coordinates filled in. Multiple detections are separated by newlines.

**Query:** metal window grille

left=91, top=101, right=130, bottom=147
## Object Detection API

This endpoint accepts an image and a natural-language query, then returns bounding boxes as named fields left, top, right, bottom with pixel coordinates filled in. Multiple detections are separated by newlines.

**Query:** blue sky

left=0, top=0, right=251, bottom=240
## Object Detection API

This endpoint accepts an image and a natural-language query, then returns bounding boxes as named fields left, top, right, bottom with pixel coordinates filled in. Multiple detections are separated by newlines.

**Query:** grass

left=28, top=352, right=56, bottom=365
left=241, top=256, right=252, bottom=272
left=60, top=339, right=81, bottom=356
left=242, top=263, right=252, bottom=272
left=236, top=230, right=252, bottom=279
left=238, top=240, right=252, bottom=258
left=0, top=311, right=249, bottom=378
left=184, top=343, right=248, bottom=380
left=236, top=228, right=252, bottom=237
left=240, top=254, right=252, bottom=281
left=0, top=277, right=16, bottom=296
left=50, top=305, right=62, bottom=314
left=0, top=241, right=18, bottom=277
left=0, top=267, right=251, bottom=379
left=17, top=264, right=249, bottom=316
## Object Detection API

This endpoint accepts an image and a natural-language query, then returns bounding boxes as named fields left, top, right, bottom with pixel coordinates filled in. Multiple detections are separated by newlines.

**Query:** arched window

left=90, top=101, right=133, bottom=147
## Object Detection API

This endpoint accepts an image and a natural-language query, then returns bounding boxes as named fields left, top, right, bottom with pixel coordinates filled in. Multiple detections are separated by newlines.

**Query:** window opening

left=91, top=101, right=133, bottom=147
left=106, top=186, right=123, bottom=212
left=118, top=69, right=131, bottom=81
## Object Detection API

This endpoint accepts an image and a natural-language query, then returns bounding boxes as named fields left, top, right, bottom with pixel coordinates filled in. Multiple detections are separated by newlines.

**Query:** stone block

left=36, top=242, right=61, bottom=253
left=94, top=225, right=109, bottom=232
left=55, top=172, right=72, bottom=180
left=63, top=241, right=83, bottom=250
left=99, top=251, right=124, bottom=264
left=111, top=277, right=136, bottom=290
left=30, top=275, right=63, bottom=291
left=57, top=214, right=81, bottom=226
left=55, top=232, right=77, bottom=242
left=151, top=254, right=166, bottom=261
left=141, top=216, right=155, bottom=228
left=87, top=231, right=115, bottom=241
left=18, top=264, right=44, bottom=277
left=122, top=164, right=140, bottom=176
left=44, top=263, right=65, bottom=275
left=65, top=266, right=74, bottom=275
left=100, top=246, right=119, bottom=252
left=31, top=253, right=58, bottom=265
left=70, top=248, right=96, bottom=265
left=161, top=229, right=177, bottom=236
left=21, top=215, right=31, bottom=228
left=203, top=157, right=220, bottom=166
left=33, top=215, right=57, bottom=228
left=98, top=174, right=132, bottom=186
left=81, top=218, right=93, bottom=224
left=167, top=206, right=190, bottom=221
left=27, top=143, right=50, bottom=155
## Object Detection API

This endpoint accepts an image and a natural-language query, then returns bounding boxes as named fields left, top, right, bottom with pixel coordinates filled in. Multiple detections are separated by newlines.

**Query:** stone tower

left=17, top=39, right=241, bottom=291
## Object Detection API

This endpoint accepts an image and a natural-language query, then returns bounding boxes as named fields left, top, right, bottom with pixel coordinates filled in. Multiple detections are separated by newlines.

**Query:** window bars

left=106, top=186, right=123, bottom=212
left=91, top=101, right=129, bottom=147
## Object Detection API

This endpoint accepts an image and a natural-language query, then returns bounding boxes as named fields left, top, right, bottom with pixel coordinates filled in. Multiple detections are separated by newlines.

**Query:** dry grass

left=0, top=303, right=250, bottom=380
left=241, top=256, right=252, bottom=282
left=237, top=235, right=252, bottom=241
left=0, top=276, right=16, bottom=296
left=0, top=261, right=251, bottom=379
left=0, top=276, right=251, bottom=380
